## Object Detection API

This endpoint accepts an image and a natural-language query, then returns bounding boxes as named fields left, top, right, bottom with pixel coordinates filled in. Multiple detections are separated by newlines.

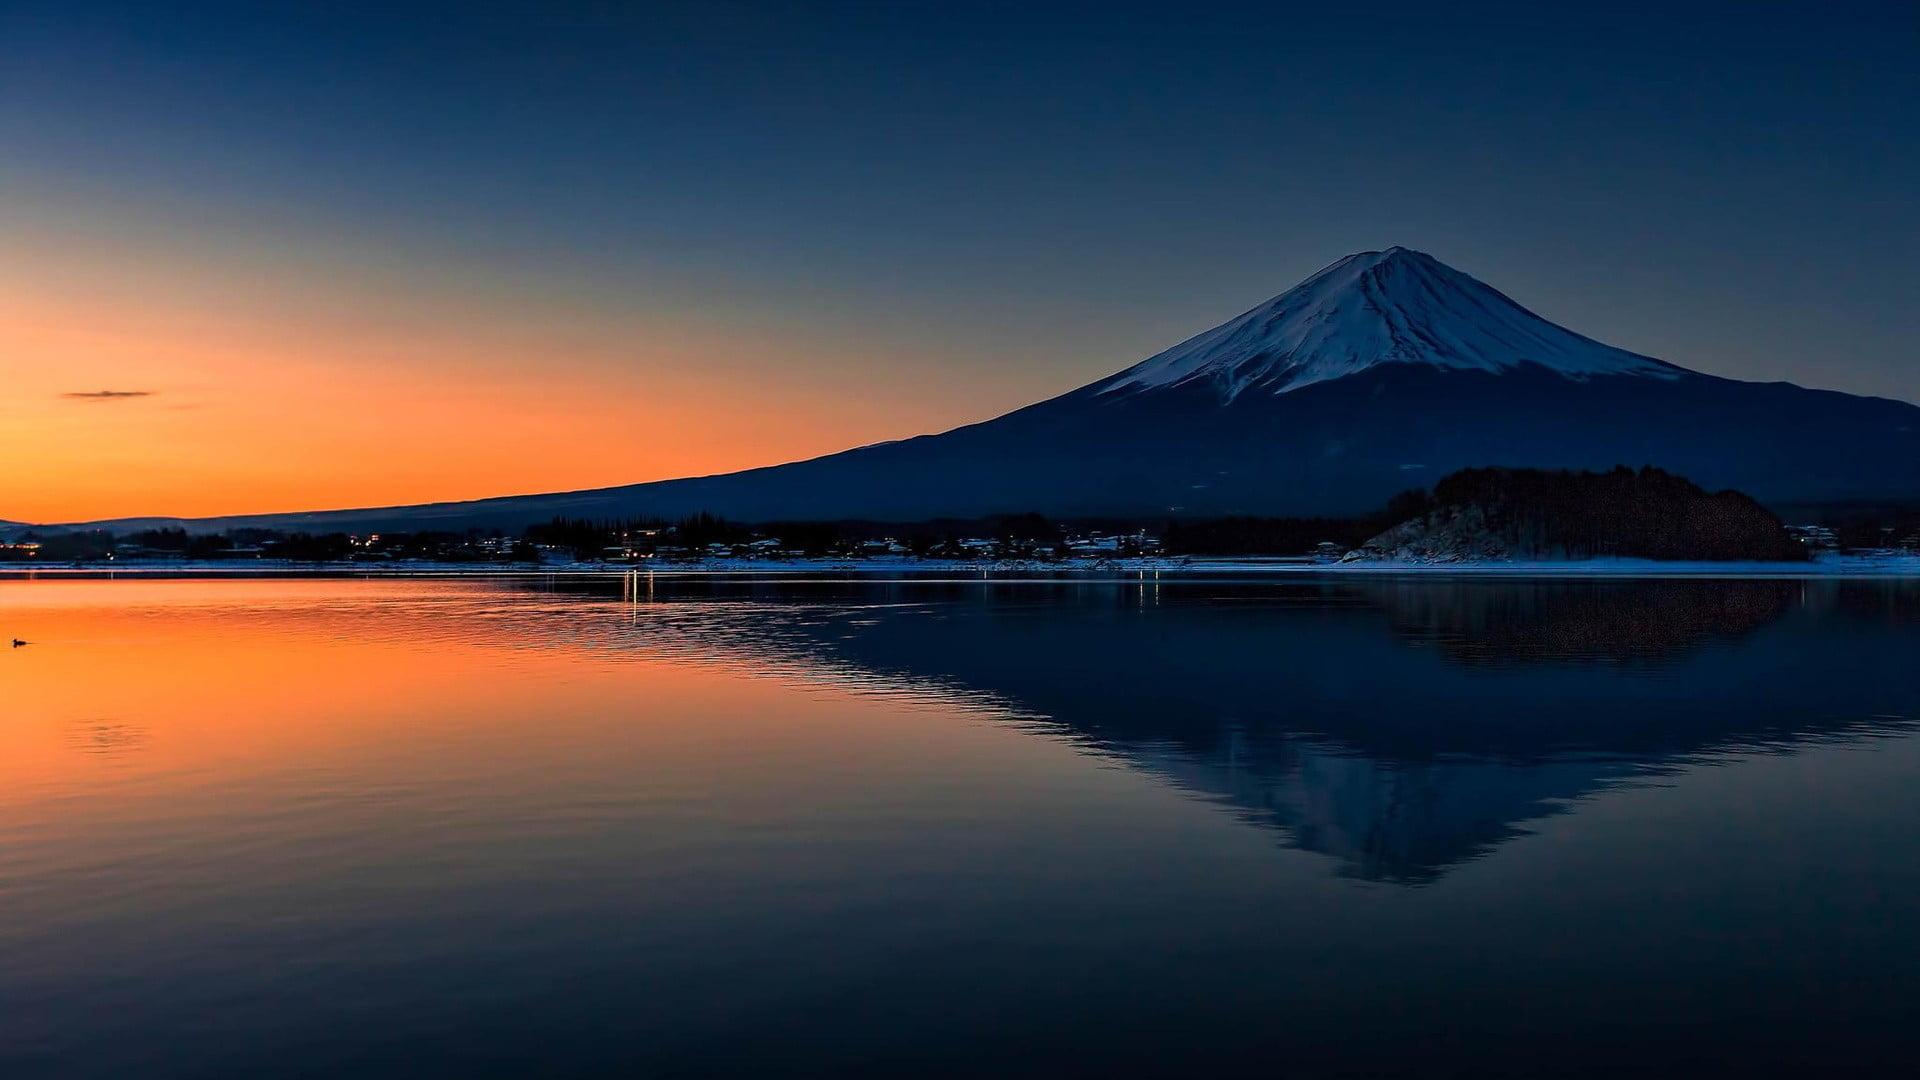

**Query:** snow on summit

left=1095, top=247, right=1685, bottom=401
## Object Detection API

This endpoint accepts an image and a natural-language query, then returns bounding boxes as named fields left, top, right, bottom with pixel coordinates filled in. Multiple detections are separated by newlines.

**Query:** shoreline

left=5, top=553, right=1919, bottom=581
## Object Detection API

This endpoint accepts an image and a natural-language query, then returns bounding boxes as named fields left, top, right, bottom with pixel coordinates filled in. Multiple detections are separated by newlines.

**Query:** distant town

left=8, top=469, right=1920, bottom=570
left=3, top=511, right=1918, bottom=570
left=0, top=514, right=1187, bottom=568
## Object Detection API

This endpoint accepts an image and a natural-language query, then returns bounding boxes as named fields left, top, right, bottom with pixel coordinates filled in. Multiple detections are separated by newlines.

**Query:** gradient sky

left=2, top=1, right=1915, bottom=522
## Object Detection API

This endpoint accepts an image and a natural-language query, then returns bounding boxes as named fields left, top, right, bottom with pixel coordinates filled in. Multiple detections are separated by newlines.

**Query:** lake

left=3, top=574, right=1917, bottom=1076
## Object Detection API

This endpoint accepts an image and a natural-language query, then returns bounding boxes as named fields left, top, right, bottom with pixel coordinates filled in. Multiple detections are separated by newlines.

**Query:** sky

left=2, top=1, right=1915, bottom=523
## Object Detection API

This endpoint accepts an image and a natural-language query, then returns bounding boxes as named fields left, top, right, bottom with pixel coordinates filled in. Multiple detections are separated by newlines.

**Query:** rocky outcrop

left=1345, top=504, right=1512, bottom=563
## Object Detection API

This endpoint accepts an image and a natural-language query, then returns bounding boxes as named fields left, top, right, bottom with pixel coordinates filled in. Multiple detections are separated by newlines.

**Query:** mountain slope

left=41, top=248, right=1920, bottom=533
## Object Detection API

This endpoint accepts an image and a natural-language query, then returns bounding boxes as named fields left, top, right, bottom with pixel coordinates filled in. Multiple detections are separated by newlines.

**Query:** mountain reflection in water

left=541, top=575, right=1917, bottom=884
left=7, top=574, right=1919, bottom=1077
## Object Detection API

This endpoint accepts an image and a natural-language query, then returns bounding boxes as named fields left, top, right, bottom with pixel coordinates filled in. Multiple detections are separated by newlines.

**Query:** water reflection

left=6, top=576, right=1919, bottom=1076
left=562, top=576, right=1919, bottom=883
left=1364, top=578, right=1795, bottom=665
left=61, top=719, right=151, bottom=758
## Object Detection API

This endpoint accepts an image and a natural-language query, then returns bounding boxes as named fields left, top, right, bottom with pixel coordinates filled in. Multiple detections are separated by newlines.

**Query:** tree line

left=3, top=466, right=1867, bottom=563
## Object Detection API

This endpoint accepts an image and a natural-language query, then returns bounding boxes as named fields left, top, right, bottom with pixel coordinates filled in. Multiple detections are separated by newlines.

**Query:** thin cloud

left=62, top=390, right=155, bottom=401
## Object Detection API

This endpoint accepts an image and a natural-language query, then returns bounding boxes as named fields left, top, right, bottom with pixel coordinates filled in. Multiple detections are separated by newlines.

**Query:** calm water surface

left=2, top=575, right=1917, bottom=1077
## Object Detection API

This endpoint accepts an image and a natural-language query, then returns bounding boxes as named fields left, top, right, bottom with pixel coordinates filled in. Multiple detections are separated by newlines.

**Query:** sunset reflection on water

left=3, top=575, right=1917, bottom=1077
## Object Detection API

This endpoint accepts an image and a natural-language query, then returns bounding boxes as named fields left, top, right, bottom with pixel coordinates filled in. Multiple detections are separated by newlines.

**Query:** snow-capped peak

left=1095, top=247, right=1685, bottom=401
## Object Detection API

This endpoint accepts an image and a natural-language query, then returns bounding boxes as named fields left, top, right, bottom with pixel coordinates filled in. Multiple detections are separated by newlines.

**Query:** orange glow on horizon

left=0, top=216, right=1028, bottom=524
left=2, top=284, right=957, bottom=522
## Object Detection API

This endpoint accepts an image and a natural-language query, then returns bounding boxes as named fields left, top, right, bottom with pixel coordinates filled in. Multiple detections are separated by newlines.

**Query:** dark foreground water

left=2, top=575, right=1917, bottom=1077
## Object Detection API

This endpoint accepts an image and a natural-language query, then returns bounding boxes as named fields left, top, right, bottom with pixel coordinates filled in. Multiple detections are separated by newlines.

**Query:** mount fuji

left=51, top=247, right=1920, bottom=532
left=1093, top=246, right=1684, bottom=399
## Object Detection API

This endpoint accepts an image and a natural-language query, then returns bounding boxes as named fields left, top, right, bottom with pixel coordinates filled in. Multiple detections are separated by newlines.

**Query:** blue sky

left=2, top=1, right=1915, bottom=517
